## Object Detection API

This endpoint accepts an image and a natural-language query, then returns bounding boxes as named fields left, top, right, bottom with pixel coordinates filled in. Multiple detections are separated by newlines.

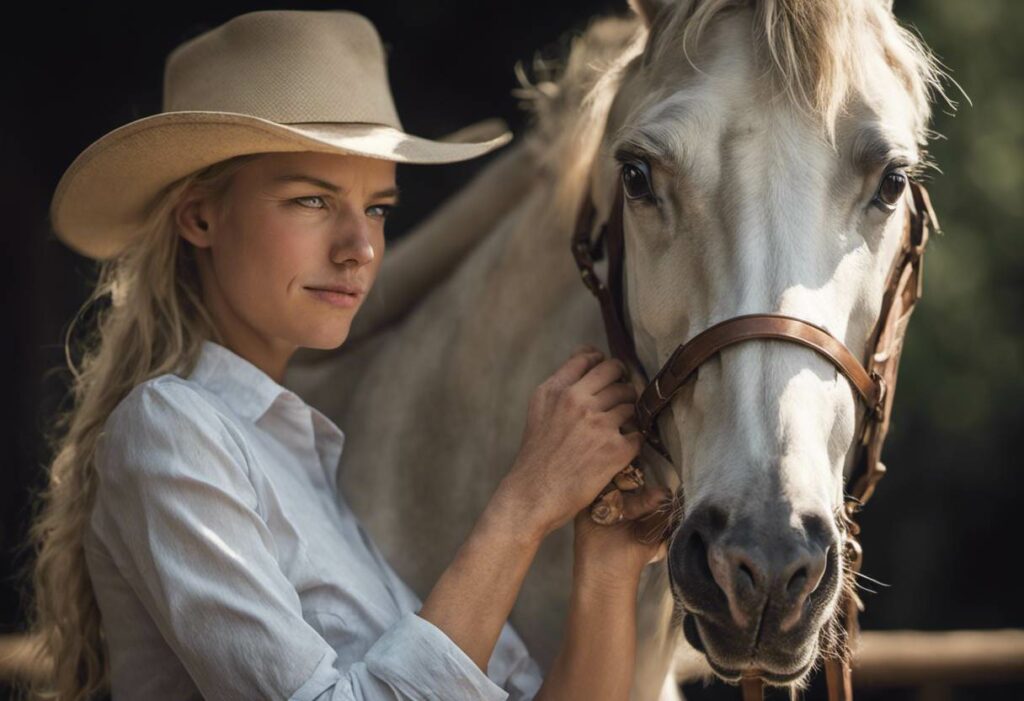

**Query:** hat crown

left=51, top=8, right=513, bottom=260
left=163, top=10, right=403, bottom=128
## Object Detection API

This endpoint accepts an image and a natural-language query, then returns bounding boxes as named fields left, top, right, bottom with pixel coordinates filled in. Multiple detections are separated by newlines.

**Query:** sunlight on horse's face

left=602, top=4, right=923, bottom=684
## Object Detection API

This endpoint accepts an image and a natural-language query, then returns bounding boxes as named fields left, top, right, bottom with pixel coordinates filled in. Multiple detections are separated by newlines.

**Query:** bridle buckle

left=869, top=370, right=887, bottom=420
left=579, top=267, right=604, bottom=295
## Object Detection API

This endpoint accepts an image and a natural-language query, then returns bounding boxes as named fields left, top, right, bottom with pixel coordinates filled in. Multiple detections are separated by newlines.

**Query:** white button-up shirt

left=84, top=339, right=544, bottom=700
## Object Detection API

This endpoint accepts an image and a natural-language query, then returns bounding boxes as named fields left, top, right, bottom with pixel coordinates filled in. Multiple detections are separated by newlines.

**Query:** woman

left=28, top=9, right=671, bottom=700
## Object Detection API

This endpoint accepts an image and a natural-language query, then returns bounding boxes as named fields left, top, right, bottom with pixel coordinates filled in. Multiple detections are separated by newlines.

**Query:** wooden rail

left=675, top=629, right=1024, bottom=686
left=849, top=629, right=1024, bottom=686
left=4, top=629, right=1024, bottom=689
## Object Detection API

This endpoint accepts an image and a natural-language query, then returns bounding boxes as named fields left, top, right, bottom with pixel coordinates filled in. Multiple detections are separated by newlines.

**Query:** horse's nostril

left=738, top=562, right=756, bottom=590
left=809, top=547, right=830, bottom=594
left=683, top=614, right=705, bottom=653
left=708, top=504, right=729, bottom=533
left=689, top=531, right=713, bottom=584
left=786, top=566, right=808, bottom=597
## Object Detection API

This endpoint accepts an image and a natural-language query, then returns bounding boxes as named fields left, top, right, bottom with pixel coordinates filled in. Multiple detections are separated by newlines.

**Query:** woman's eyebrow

left=271, top=174, right=400, bottom=201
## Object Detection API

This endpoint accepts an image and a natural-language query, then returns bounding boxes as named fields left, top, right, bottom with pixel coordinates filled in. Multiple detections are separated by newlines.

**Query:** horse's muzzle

left=668, top=500, right=844, bottom=677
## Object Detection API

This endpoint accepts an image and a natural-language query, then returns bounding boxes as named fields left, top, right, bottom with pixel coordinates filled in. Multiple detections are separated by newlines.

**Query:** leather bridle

left=571, top=173, right=938, bottom=700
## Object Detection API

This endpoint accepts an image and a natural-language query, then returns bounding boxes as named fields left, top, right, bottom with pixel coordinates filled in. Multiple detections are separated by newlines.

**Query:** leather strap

left=634, top=313, right=885, bottom=438
left=571, top=185, right=642, bottom=370
left=825, top=658, right=853, bottom=701
left=572, top=186, right=674, bottom=462
left=740, top=677, right=764, bottom=701
left=847, top=179, right=935, bottom=510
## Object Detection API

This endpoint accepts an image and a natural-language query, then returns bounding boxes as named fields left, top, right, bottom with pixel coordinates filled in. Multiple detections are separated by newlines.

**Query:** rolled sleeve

left=362, top=612, right=509, bottom=701
left=497, top=640, right=543, bottom=701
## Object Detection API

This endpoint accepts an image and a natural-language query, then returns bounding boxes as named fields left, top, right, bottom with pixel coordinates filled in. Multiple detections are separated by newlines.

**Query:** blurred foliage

left=856, top=0, right=1023, bottom=633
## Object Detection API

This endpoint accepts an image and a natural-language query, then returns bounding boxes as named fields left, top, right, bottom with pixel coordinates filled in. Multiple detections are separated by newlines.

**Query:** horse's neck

left=393, top=152, right=599, bottom=372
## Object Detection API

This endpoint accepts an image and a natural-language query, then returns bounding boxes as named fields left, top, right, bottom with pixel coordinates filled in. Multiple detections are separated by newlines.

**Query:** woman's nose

left=330, top=213, right=376, bottom=267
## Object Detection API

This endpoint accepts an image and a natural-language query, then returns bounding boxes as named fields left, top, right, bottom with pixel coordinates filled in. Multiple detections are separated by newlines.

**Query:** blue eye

left=292, top=196, right=395, bottom=220
left=293, top=195, right=326, bottom=209
left=367, top=204, right=396, bottom=220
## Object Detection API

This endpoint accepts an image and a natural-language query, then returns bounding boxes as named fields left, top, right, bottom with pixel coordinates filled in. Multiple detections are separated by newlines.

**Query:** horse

left=285, top=1, right=945, bottom=697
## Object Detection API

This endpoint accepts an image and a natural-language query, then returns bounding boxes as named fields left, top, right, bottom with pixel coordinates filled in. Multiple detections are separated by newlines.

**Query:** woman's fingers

left=593, top=382, right=638, bottom=412
left=607, top=402, right=637, bottom=428
left=576, top=357, right=628, bottom=395
left=622, top=485, right=675, bottom=550
left=550, top=349, right=605, bottom=387
left=621, top=485, right=673, bottom=522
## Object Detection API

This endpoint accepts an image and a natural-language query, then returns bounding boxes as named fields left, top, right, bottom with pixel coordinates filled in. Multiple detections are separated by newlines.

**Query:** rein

left=571, top=175, right=938, bottom=699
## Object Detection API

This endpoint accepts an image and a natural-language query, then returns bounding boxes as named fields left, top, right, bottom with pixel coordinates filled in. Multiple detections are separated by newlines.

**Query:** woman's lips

left=306, top=287, right=361, bottom=308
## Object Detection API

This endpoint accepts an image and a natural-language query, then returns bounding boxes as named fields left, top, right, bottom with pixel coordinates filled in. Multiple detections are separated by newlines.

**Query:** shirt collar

left=186, top=339, right=295, bottom=423
left=185, top=339, right=347, bottom=494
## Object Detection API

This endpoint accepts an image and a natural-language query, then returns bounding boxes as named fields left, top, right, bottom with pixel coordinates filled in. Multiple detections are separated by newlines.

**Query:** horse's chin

left=683, top=612, right=820, bottom=687
left=706, top=655, right=816, bottom=686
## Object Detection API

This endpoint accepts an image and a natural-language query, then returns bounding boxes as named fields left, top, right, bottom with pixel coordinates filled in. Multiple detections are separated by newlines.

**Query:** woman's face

left=178, top=150, right=397, bottom=370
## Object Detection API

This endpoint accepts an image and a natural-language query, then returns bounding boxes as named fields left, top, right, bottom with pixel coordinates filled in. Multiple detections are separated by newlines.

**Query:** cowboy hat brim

left=50, top=110, right=514, bottom=260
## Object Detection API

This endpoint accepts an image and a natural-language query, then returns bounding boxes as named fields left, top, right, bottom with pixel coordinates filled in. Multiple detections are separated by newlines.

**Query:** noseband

left=571, top=175, right=938, bottom=699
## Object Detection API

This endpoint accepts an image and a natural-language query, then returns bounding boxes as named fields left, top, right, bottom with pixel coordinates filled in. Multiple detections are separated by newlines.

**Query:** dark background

left=2, top=2, right=1021, bottom=699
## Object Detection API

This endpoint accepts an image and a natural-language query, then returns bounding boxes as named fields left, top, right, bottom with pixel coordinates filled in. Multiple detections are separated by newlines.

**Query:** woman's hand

left=496, top=346, right=644, bottom=540
left=571, top=483, right=674, bottom=593
left=532, top=484, right=675, bottom=701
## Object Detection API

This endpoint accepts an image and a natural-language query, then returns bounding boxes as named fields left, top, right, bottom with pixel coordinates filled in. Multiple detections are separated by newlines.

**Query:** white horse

left=286, top=1, right=944, bottom=697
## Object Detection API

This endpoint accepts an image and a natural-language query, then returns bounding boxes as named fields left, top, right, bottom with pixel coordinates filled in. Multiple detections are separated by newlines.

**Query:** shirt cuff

left=288, top=647, right=347, bottom=701
left=364, top=611, right=510, bottom=701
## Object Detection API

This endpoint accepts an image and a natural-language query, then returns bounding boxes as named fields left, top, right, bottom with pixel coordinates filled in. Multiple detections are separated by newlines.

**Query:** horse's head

left=594, top=0, right=944, bottom=684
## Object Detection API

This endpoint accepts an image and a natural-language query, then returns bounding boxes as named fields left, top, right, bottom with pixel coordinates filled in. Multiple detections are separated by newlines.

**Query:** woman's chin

left=299, top=325, right=353, bottom=351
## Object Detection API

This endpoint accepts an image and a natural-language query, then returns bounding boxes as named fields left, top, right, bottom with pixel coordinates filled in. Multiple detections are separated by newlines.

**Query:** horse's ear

left=628, top=0, right=672, bottom=29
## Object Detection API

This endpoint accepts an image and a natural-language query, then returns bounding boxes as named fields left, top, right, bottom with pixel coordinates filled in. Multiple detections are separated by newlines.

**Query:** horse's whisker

left=853, top=571, right=891, bottom=587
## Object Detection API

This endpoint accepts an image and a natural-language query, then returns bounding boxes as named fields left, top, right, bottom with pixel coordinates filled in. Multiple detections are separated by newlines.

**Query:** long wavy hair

left=20, top=151, right=264, bottom=700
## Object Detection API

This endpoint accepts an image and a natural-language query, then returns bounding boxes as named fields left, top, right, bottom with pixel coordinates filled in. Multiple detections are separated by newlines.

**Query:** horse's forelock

left=648, top=0, right=949, bottom=145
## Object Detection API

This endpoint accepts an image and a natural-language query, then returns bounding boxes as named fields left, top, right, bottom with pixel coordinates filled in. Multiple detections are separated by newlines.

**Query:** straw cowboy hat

left=49, top=9, right=514, bottom=261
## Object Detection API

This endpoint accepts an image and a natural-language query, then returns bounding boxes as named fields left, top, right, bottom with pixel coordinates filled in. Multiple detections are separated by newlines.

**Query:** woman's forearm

left=416, top=477, right=545, bottom=670
left=534, top=572, right=641, bottom=701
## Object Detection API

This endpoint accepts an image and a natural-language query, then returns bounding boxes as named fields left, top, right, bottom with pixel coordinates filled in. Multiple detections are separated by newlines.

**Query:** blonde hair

left=21, top=151, right=263, bottom=700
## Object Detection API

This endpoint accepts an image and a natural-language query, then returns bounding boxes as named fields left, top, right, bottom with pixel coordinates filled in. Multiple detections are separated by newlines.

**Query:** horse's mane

left=513, top=0, right=952, bottom=211
left=513, top=14, right=648, bottom=226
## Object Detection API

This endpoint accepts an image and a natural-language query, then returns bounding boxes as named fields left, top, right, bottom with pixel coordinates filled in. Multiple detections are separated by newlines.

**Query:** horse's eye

left=621, top=160, right=655, bottom=201
left=872, top=171, right=907, bottom=212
